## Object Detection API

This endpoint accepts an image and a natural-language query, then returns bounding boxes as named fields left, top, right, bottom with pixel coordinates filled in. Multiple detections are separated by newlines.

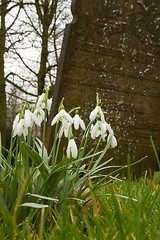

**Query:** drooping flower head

left=73, top=110, right=85, bottom=130
left=35, top=89, right=52, bottom=112
left=24, top=109, right=41, bottom=128
left=51, top=99, right=73, bottom=126
left=51, top=99, right=73, bottom=139
left=107, top=126, right=117, bottom=148
left=89, top=100, right=105, bottom=123
left=13, top=111, right=28, bottom=138
left=90, top=120, right=106, bottom=141
left=66, top=136, right=78, bottom=159
left=89, top=95, right=117, bottom=147
left=58, top=119, right=72, bottom=138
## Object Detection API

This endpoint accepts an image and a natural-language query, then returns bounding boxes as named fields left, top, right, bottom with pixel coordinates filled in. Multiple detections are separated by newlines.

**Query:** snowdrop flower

left=36, top=93, right=46, bottom=109
left=36, top=92, right=52, bottom=112
left=58, top=119, right=71, bottom=138
left=104, top=121, right=117, bottom=148
left=107, top=134, right=117, bottom=148
left=34, top=107, right=45, bottom=124
left=89, top=105, right=105, bottom=123
left=90, top=120, right=106, bottom=140
left=51, top=109, right=73, bottom=126
left=67, top=138, right=78, bottom=159
left=73, top=111, right=85, bottom=130
left=12, top=113, right=20, bottom=132
left=24, top=109, right=41, bottom=128
left=13, top=118, right=28, bottom=138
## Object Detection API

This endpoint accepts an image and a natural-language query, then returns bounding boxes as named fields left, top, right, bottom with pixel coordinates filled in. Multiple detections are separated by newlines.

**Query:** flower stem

left=42, top=108, right=47, bottom=159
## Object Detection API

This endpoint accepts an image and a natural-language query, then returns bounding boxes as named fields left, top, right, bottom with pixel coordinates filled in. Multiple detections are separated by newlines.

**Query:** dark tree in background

left=0, top=0, right=71, bottom=146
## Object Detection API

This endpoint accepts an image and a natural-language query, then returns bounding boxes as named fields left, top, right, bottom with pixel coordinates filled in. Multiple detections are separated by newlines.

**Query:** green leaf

left=21, top=141, right=48, bottom=180
left=35, top=138, right=49, bottom=165
left=20, top=202, right=49, bottom=208
left=26, top=193, right=59, bottom=202
left=150, top=136, right=160, bottom=170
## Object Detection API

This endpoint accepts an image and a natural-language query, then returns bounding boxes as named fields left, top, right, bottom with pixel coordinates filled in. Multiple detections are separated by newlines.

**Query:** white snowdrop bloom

left=58, top=125, right=71, bottom=138
left=51, top=109, right=73, bottom=126
left=73, top=114, right=85, bottom=130
left=58, top=119, right=71, bottom=138
left=13, top=118, right=28, bottom=138
left=91, top=120, right=106, bottom=140
left=89, top=106, right=105, bottom=123
left=13, top=113, right=20, bottom=132
left=107, top=133, right=117, bottom=148
left=24, top=109, right=41, bottom=128
left=36, top=93, right=46, bottom=109
left=67, top=138, right=78, bottom=159
left=34, top=108, right=45, bottom=124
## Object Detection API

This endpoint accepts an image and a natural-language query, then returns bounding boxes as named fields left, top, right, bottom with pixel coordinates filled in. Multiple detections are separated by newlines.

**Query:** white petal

left=24, top=110, right=33, bottom=128
left=23, top=126, right=28, bottom=138
left=64, top=111, right=73, bottom=123
left=66, top=139, right=78, bottom=159
left=98, top=107, right=105, bottom=123
left=91, top=122, right=99, bottom=139
left=47, top=98, right=52, bottom=112
left=89, top=106, right=99, bottom=121
left=16, top=119, right=25, bottom=136
left=70, top=139, right=78, bottom=158
left=101, top=122, right=107, bottom=136
left=89, top=106, right=105, bottom=122
left=111, top=136, right=117, bottom=148
left=62, top=118, right=70, bottom=129
left=31, top=112, right=41, bottom=126
left=51, top=109, right=72, bottom=126
left=104, top=122, right=113, bottom=135
left=73, top=115, right=85, bottom=130
left=79, top=118, right=85, bottom=130
left=36, top=93, right=45, bottom=108
left=58, top=126, right=64, bottom=138
left=64, top=128, right=70, bottom=138
left=13, top=113, right=20, bottom=131
left=66, top=140, right=71, bottom=158
left=73, top=115, right=79, bottom=130
left=51, top=110, right=63, bottom=125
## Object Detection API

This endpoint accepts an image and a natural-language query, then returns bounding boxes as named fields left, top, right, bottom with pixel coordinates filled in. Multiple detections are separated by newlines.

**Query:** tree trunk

left=37, top=1, right=49, bottom=95
left=0, top=0, right=7, bottom=146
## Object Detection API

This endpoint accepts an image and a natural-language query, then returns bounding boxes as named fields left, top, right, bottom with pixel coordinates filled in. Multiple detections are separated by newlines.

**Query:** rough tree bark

left=0, top=0, right=7, bottom=146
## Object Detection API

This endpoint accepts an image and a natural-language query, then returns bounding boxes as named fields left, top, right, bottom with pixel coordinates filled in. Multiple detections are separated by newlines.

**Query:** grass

left=0, top=173, right=160, bottom=239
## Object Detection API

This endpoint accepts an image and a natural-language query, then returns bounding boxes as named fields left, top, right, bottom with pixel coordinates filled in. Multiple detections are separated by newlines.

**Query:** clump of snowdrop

left=33, top=90, right=52, bottom=123
left=50, top=96, right=117, bottom=159
left=51, top=101, right=86, bottom=158
left=51, top=100, right=73, bottom=139
left=12, top=87, right=52, bottom=138
left=13, top=116, right=28, bottom=138
left=12, top=88, right=117, bottom=161
left=12, top=107, right=41, bottom=138
left=89, top=98, right=117, bottom=148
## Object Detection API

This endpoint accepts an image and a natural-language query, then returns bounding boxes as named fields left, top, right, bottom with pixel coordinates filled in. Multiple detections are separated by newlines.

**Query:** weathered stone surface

left=48, top=0, right=160, bottom=175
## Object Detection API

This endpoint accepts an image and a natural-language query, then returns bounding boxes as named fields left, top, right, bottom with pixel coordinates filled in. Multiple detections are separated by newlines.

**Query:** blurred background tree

left=0, top=0, right=72, bottom=146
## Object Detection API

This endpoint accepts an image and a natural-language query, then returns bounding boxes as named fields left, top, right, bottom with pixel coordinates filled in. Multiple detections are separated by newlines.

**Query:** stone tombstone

left=48, top=0, right=160, bottom=175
